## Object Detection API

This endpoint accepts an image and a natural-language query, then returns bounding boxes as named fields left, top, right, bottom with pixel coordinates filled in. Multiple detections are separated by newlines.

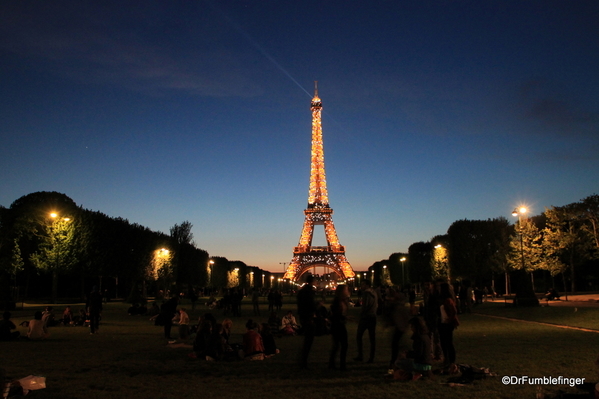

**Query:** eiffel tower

left=283, top=83, right=355, bottom=282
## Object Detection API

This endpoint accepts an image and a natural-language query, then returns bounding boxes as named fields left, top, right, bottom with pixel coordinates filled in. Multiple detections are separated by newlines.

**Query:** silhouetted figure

left=354, top=280, right=377, bottom=363
left=385, top=287, right=410, bottom=370
left=267, top=290, right=275, bottom=312
left=87, top=286, right=103, bottom=335
left=297, top=274, right=317, bottom=369
left=160, top=294, right=179, bottom=340
left=407, top=316, right=433, bottom=380
left=261, top=323, right=279, bottom=357
left=251, top=289, right=260, bottom=316
left=328, top=285, right=349, bottom=371
left=439, top=282, right=460, bottom=373
left=546, top=288, right=561, bottom=300
left=0, top=311, right=20, bottom=340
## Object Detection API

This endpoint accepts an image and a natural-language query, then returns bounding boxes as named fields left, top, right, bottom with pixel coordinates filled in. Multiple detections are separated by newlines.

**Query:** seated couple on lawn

left=241, top=319, right=279, bottom=360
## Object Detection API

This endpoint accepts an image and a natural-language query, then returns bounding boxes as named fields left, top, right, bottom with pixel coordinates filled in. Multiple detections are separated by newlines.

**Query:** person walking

left=354, top=280, right=378, bottom=363
left=328, top=285, right=349, bottom=370
left=87, top=286, right=103, bottom=335
left=297, top=274, right=317, bottom=369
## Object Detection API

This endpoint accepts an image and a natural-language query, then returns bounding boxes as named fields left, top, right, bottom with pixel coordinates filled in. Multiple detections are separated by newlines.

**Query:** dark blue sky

left=1, top=1, right=598, bottom=272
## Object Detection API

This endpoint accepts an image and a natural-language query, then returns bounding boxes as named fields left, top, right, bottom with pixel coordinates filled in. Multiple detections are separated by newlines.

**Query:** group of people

left=295, top=275, right=460, bottom=379
left=152, top=293, right=281, bottom=362
left=189, top=313, right=279, bottom=361
left=0, top=286, right=105, bottom=341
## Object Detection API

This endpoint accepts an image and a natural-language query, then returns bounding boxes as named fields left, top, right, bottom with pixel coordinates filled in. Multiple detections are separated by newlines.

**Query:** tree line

left=0, top=192, right=274, bottom=306
left=370, top=194, right=599, bottom=299
left=3, top=191, right=598, bottom=307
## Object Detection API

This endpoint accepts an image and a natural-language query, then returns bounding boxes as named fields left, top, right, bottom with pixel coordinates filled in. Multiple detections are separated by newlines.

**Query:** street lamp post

left=400, top=257, right=406, bottom=287
left=512, top=207, right=531, bottom=292
left=208, top=260, right=214, bottom=290
left=382, top=265, right=387, bottom=286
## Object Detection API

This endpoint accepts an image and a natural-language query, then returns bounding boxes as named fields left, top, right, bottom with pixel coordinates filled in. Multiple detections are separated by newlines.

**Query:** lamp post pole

left=208, top=260, right=214, bottom=291
left=512, top=207, right=533, bottom=292
left=400, top=257, right=406, bottom=287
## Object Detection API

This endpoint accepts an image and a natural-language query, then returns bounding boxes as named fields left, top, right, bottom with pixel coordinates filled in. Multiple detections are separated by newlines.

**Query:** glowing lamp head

left=512, top=207, right=528, bottom=217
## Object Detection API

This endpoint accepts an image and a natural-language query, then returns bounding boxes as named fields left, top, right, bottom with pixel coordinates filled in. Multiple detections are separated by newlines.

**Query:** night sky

left=1, top=1, right=598, bottom=272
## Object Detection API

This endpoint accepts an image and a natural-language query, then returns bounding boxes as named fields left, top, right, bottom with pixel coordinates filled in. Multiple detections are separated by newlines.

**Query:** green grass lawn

left=473, top=301, right=599, bottom=331
left=3, top=298, right=598, bottom=399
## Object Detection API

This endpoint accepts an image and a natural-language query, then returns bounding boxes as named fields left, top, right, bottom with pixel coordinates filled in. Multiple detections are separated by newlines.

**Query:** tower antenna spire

left=314, top=81, right=318, bottom=97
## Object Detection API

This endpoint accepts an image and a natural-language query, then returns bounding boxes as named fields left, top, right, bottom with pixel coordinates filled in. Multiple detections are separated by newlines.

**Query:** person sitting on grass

left=175, top=308, right=190, bottom=340
left=280, top=310, right=299, bottom=336
left=147, top=302, right=160, bottom=318
left=192, top=320, right=219, bottom=361
left=220, top=319, right=242, bottom=360
left=27, top=311, right=49, bottom=340
left=261, top=323, right=279, bottom=357
left=242, top=320, right=265, bottom=360
left=315, top=300, right=331, bottom=336
left=206, top=295, right=217, bottom=309
left=42, top=306, right=56, bottom=327
left=546, top=288, right=561, bottom=301
left=268, top=312, right=280, bottom=337
left=128, top=303, right=141, bottom=315
left=0, top=311, right=20, bottom=341
left=73, top=309, right=87, bottom=326
left=62, top=306, right=74, bottom=326
left=407, top=316, right=433, bottom=381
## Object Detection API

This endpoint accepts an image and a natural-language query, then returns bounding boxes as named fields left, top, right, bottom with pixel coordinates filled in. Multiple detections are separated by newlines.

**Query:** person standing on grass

left=328, top=284, right=349, bottom=370
left=354, top=279, right=378, bottom=363
left=251, top=289, right=260, bottom=316
left=267, top=290, right=275, bottom=312
left=297, top=274, right=317, bottom=369
left=160, top=294, right=179, bottom=340
left=438, top=282, right=459, bottom=373
left=421, top=281, right=443, bottom=362
left=87, top=286, right=103, bottom=335
left=386, top=287, right=411, bottom=371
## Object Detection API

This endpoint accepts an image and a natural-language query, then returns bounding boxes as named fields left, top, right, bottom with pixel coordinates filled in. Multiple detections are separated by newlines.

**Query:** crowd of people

left=0, top=285, right=107, bottom=341
left=2, top=277, right=463, bottom=382
left=291, top=275, right=461, bottom=380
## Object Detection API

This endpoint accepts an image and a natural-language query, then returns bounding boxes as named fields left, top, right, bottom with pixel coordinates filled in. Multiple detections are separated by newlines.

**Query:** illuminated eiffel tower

left=283, top=83, right=355, bottom=282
